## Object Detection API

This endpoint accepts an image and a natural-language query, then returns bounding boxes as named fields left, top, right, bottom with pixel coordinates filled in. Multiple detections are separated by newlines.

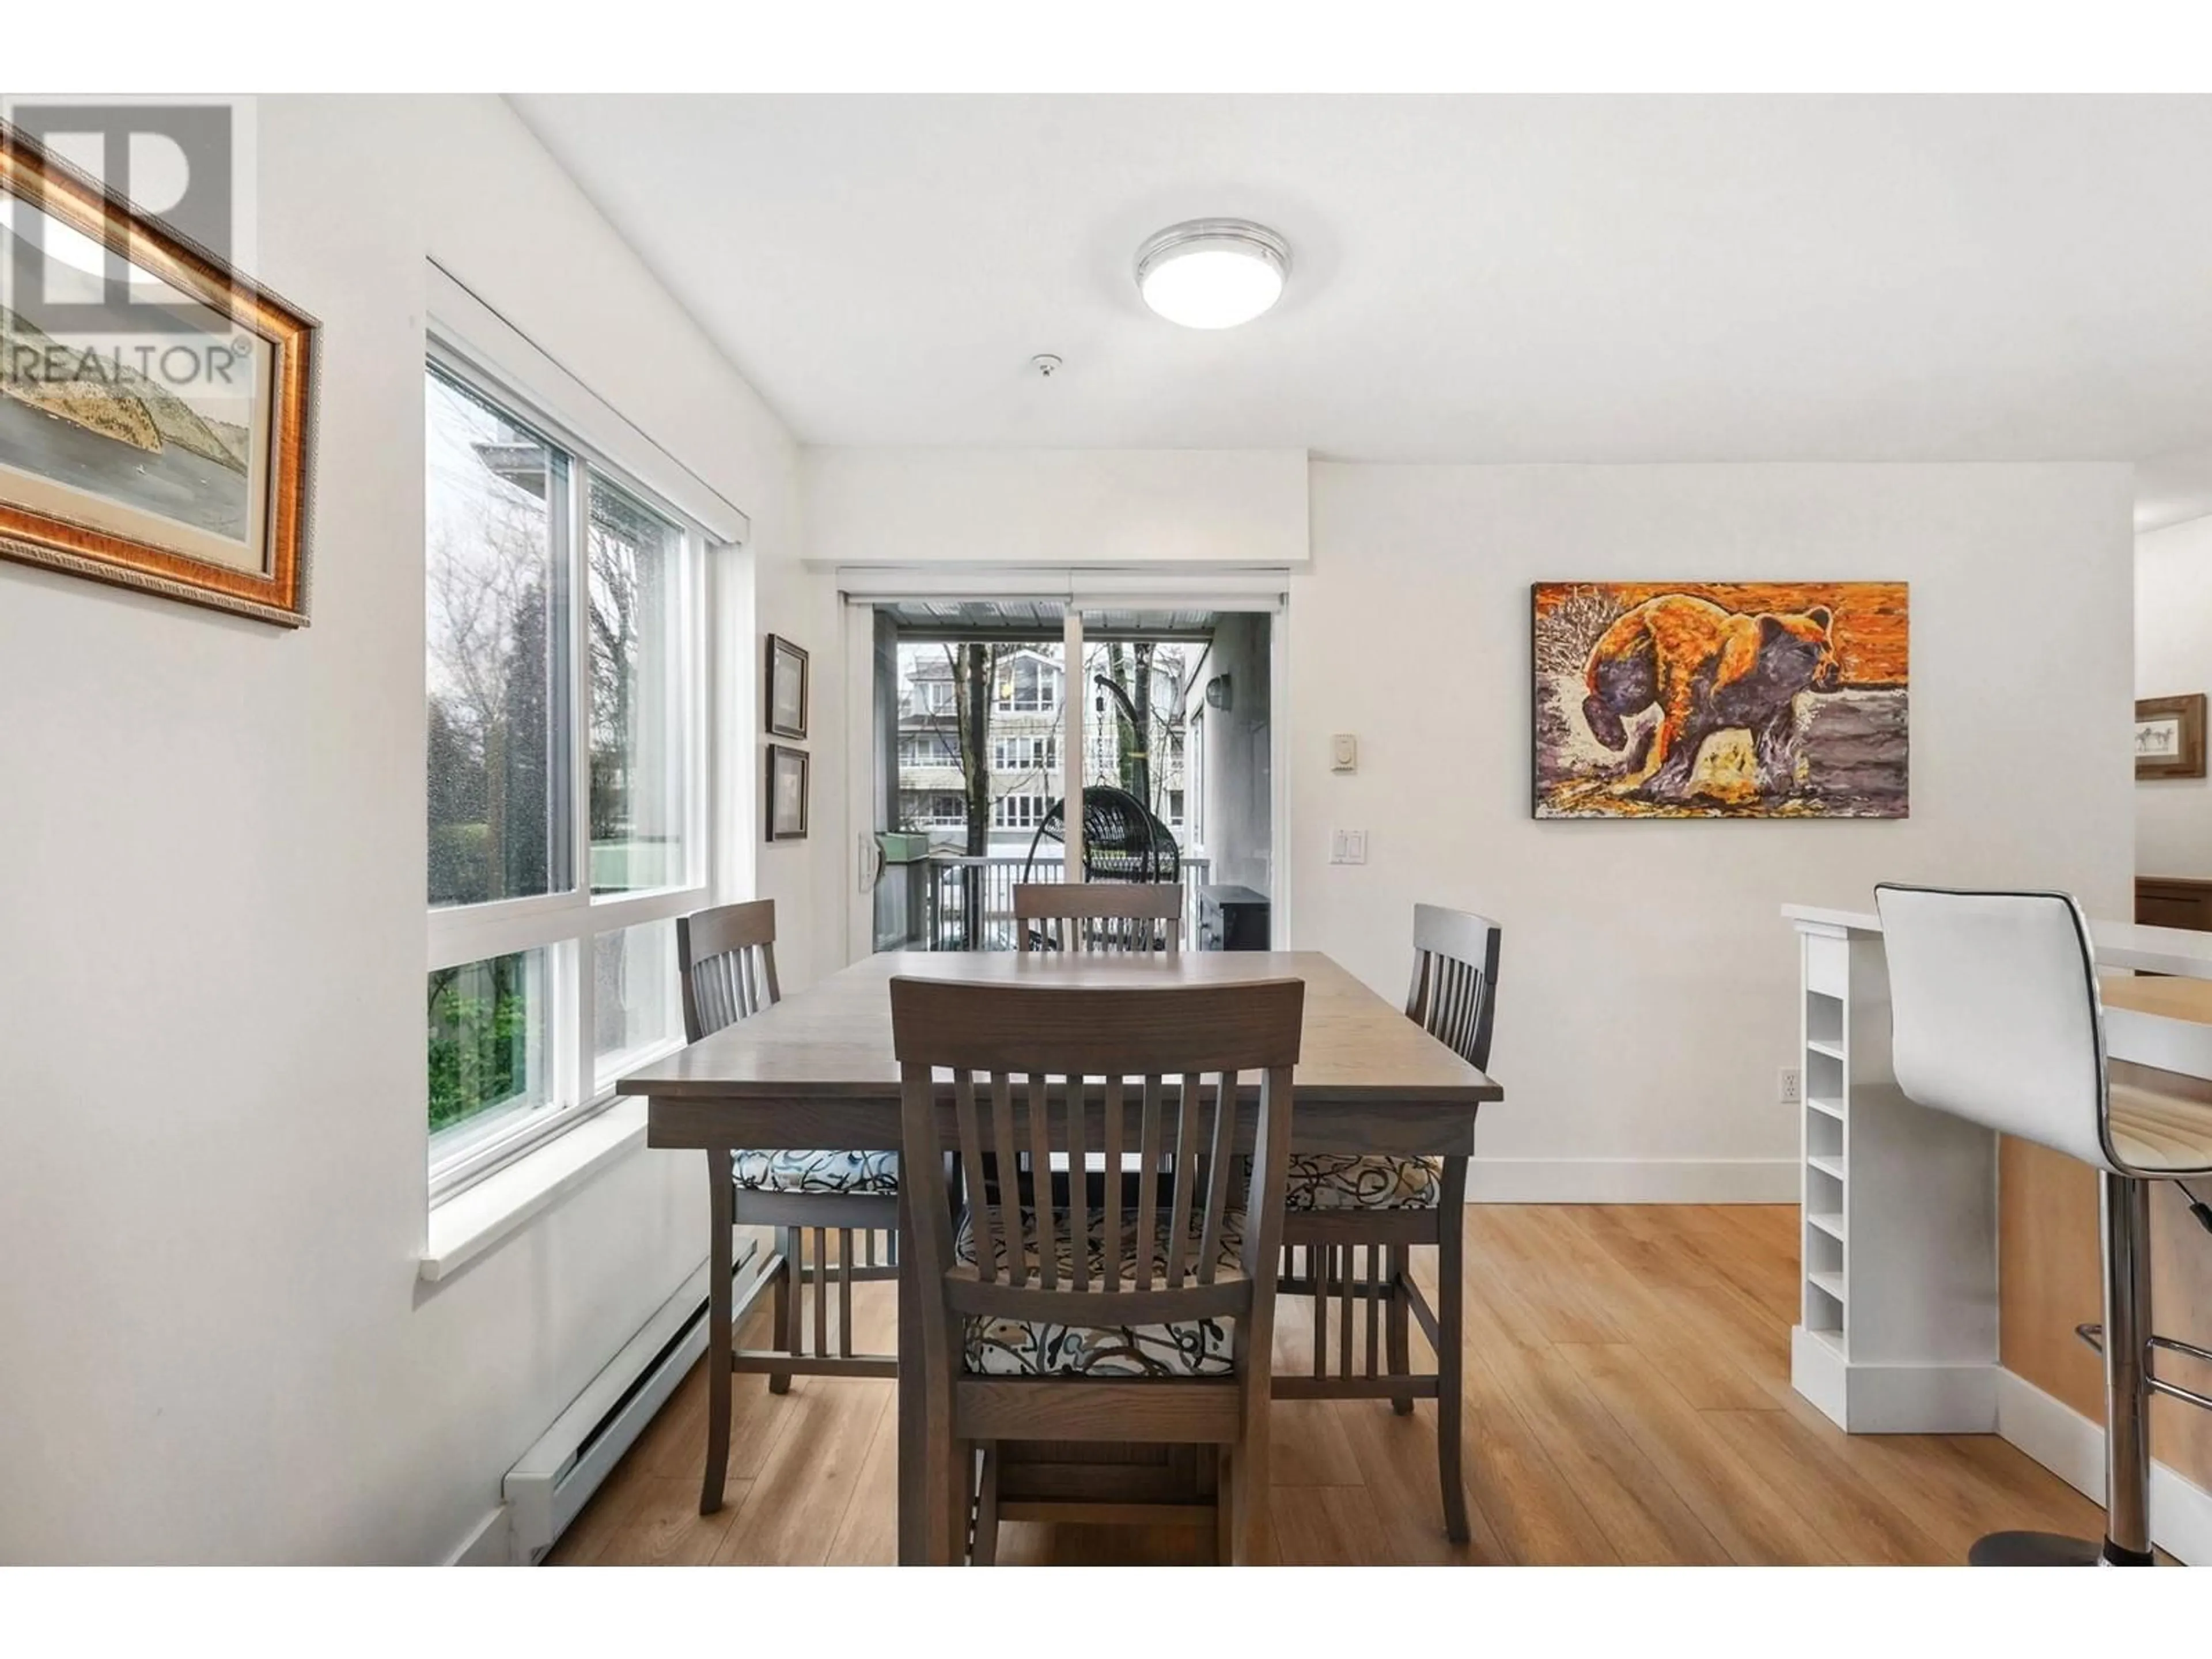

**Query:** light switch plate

left=1331, top=830, right=1369, bottom=865
left=1331, top=733, right=1358, bottom=773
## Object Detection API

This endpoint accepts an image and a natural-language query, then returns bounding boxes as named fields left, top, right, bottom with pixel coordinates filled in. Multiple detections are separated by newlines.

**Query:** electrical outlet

left=1779, top=1066, right=1802, bottom=1105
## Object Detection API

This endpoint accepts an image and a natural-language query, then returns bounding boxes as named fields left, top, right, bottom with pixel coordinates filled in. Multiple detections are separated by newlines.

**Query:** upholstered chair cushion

left=952, top=1206, right=1245, bottom=1377
left=733, top=1149, right=900, bottom=1195
left=1283, top=1152, right=1442, bottom=1210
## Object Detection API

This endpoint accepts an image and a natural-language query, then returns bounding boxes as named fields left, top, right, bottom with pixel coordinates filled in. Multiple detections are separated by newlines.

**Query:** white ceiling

left=512, top=96, right=2212, bottom=483
left=2134, top=445, right=2212, bottom=533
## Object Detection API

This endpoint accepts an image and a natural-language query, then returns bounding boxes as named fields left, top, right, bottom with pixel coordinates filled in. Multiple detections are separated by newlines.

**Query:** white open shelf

left=1786, top=910, right=2001, bottom=1433
left=1801, top=948, right=1849, bottom=1355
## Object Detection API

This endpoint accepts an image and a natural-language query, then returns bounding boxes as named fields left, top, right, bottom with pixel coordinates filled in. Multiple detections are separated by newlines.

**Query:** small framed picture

left=2136, top=694, right=2206, bottom=780
left=766, top=634, right=809, bottom=739
left=766, top=744, right=810, bottom=841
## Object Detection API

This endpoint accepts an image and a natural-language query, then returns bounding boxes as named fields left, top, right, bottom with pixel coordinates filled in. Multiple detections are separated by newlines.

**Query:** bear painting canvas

left=1531, top=581, right=1908, bottom=820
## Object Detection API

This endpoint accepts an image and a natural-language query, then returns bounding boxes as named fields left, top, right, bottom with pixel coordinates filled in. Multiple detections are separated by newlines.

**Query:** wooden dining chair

left=1012, top=881, right=1183, bottom=955
left=891, top=974, right=1304, bottom=1565
left=677, top=899, right=899, bottom=1514
left=1277, top=903, right=1500, bottom=1545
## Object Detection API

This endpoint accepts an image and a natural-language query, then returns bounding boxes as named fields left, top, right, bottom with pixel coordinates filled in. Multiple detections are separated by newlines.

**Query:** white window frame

left=995, top=650, right=1059, bottom=714
left=992, top=734, right=1056, bottom=772
left=991, top=734, right=1048, bottom=774
left=992, top=791, right=1047, bottom=830
left=425, top=339, right=717, bottom=1203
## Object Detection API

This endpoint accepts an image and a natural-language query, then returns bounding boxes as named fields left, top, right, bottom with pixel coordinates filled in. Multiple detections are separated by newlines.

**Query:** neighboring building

left=896, top=643, right=1187, bottom=854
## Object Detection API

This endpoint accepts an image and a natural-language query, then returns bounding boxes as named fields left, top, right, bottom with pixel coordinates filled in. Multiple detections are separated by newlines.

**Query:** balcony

left=903, top=855, right=1212, bottom=951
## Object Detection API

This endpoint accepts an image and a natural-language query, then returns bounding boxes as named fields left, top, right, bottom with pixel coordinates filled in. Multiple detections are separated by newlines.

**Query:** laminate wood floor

left=546, top=1204, right=2106, bottom=1566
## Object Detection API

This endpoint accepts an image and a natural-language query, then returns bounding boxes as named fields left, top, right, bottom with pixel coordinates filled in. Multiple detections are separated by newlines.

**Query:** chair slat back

left=1012, top=882, right=1183, bottom=955
left=1405, top=904, right=1502, bottom=1071
left=892, top=978, right=1302, bottom=1339
left=677, top=900, right=783, bottom=1041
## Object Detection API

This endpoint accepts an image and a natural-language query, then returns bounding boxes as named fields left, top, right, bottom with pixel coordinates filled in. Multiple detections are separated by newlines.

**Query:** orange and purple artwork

left=1532, top=581, right=1908, bottom=819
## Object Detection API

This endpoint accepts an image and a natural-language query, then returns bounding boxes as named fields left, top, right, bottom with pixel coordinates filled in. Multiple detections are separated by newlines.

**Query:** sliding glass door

left=839, top=579, right=1282, bottom=963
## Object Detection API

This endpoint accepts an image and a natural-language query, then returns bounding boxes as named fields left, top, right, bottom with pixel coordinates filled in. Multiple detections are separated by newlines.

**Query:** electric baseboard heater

left=503, top=1237, right=766, bottom=1563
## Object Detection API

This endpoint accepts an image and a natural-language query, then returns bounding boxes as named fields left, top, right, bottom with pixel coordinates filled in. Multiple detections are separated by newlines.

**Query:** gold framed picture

left=0, top=123, right=317, bottom=626
left=2135, top=694, right=2206, bottom=781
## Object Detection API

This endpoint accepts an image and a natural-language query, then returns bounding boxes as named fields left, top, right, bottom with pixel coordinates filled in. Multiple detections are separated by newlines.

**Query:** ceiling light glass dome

left=1134, top=219, right=1290, bottom=329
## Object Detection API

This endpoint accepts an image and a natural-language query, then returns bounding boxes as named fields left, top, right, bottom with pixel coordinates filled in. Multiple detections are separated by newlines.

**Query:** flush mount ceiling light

left=1134, top=219, right=1290, bottom=329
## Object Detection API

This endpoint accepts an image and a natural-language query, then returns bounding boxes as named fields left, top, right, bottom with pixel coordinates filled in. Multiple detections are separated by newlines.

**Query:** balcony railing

left=918, top=855, right=1211, bottom=952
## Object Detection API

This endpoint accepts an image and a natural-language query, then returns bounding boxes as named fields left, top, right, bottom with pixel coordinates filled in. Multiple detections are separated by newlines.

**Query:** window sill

left=421, top=1097, right=650, bottom=1285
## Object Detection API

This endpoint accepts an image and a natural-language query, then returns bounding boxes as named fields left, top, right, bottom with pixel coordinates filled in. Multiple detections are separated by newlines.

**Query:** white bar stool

left=1874, top=884, right=2212, bottom=1566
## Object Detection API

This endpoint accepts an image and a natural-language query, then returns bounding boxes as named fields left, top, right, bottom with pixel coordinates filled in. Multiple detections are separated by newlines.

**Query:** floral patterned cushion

left=952, top=1205, right=1246, bottom=1377
left=1283, top=1153, right=1441, bottom=1210
left=732, top=1149, right=900, bottom=1195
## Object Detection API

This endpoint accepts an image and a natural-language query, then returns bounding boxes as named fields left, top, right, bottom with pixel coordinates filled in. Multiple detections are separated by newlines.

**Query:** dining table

left=618, top=946, right=1502, bottom=1563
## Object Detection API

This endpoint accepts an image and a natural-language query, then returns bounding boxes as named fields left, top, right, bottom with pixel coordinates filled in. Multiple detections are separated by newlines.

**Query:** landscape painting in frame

left=0, top=123, right=315, bottom=625
left=1532, top=581, right=1908, bottom=820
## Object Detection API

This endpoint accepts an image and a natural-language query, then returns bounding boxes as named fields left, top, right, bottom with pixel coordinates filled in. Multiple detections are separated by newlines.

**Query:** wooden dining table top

left=617, top=948, right=1503, bottom=1106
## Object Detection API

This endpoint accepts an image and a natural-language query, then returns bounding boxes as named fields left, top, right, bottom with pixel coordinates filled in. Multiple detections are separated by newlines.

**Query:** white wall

left=801, top=453, right=2134, bottom=1196
left=801, top=447, right=1309, bottom=570
left=0, top=95, right=831, bottom=1564
left=1293, top=463, right=2134, bottom=1198
left=753, top=542, right=850, bottom=988
left=2135, top=513, right=2212, bottom=878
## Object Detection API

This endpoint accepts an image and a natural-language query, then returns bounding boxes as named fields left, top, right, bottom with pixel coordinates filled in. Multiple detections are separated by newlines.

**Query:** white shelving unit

left=1786, top=908, right=2000, bottom=1432
left=1799, top=933, right=1849, bottom=1370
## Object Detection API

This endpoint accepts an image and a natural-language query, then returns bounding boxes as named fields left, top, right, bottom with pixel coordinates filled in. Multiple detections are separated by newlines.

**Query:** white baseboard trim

left=445, top=1504, right=511, bottom=1567
left=1995, top=1367, right=2212, bottom=1565
left=1467, top=1157, right=1798, bottom=1204
left=1791, top=1327, right=1999, bottom=1433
